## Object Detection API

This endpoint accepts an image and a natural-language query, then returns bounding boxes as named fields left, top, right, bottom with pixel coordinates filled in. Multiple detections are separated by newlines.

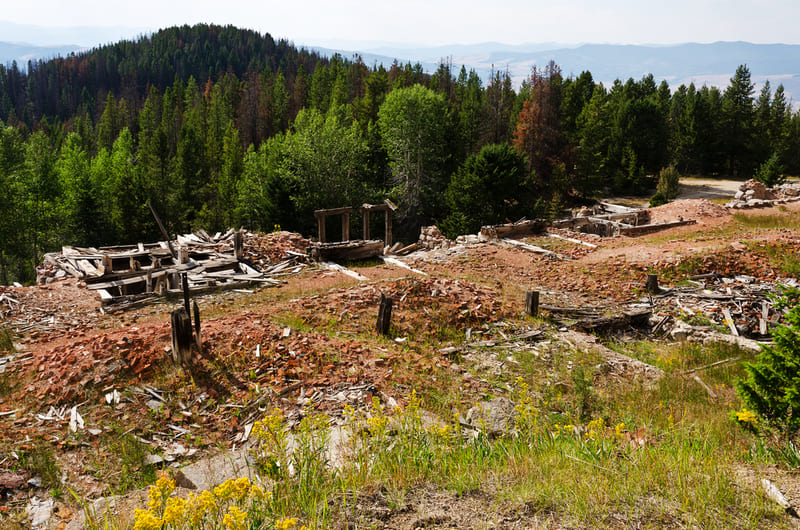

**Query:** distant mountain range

left=2, top=20, right=799, bottom=102
left=312, top=41, right=800, bottom=103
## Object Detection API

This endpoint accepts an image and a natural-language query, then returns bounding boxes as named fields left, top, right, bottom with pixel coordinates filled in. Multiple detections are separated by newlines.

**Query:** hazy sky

left=2, top=0, right=798, bottom=46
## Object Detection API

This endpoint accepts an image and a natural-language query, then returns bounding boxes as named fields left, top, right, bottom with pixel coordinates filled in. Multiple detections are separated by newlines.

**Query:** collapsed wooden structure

left=308, top=200, right=397, bottom=261
left=38, top=229, right=306, bottom=306
left=553, top=203, right=696, bottom=237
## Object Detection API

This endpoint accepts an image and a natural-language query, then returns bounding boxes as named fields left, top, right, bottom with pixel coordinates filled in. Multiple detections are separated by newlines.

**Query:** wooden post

left=645, top=274, right=660, bottom=294
left=101, top=254, right=112, bottom=274
left=170, top=308, right=193, bottom=365
left=760, top=301, right=768, bottom=335
left=316, top=212, right=326, bottom=243
left=233, top=230, right=244, bottom=260
left=181, top=273, right=191, bottom=318
left=363, top=210, right=370, bottom=240
left=525, top=290, right=540, bottom=317
left=178, top=247, right=189, bottom=264
left=376, top=293, right=393, bottom=336
left=145, top=270, right=153, bottom=293
left=384, top=210, right=392, bottom=247
left=193, top=300, right=202, bottom=349
left=342, top=211, right=350, bottom=242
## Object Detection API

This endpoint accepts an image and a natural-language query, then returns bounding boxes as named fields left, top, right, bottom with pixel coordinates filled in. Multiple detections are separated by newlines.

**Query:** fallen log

left=308, top=240, right=384, bottom=261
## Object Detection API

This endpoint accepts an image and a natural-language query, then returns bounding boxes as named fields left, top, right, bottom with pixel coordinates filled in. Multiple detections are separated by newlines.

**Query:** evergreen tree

left=722, top=65, right=756, bottom=177
left=738, top=288, right=800, bottom=433
left=441, top=143, right=529, bottom=237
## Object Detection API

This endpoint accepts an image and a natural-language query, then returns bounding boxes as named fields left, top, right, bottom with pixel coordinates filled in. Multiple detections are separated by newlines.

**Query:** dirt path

left=677, top=177, right=744, bottom=200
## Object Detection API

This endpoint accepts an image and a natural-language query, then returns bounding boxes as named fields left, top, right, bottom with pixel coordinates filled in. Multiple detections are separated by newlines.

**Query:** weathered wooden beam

left=342, top=211, right=350, bottom=242
left=193, top=300, right=201, bottom=349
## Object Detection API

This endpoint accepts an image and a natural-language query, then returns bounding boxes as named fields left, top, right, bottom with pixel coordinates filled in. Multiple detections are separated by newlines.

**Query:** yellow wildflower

left=614, top=422, right=627, bottom=439
left=133, top=509, right=162, bottom=530
left=222, top=505, right=248, bottom=530
left=736, top=408, right=758, bottom=423
left=276, top=517, right=299, bottom=530
left=146, top=473, right=175, bottom=512
left=186, top=490, right=217, bottom=526
left=162, top=496, right=188, bottom=526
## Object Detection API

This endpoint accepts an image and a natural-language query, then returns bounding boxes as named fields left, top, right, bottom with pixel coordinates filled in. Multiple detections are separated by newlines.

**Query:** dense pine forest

left=1, top=24, right=799, bottom=284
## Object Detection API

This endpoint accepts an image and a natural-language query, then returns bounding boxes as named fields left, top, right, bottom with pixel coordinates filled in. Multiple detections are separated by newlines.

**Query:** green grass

left=17, top=440, right=62, bottom=493
left=733, top=212, right=800, bottom=231
left=127, top=357, right=784, bottom=528
left=88, top=430, right=158, bottom=495
left=0, top=326, right=15, bottom=353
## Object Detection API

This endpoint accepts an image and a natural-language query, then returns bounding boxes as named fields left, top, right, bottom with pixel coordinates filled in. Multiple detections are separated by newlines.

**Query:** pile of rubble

left=418, top=225, right=453, bottom=250
left=286, top=276, right=510, bottom=338
left=647, top=199, right=730, bottom=225
left=726, top=179, right=800, bottom=209
left=242, top=231, right=310, bottom=265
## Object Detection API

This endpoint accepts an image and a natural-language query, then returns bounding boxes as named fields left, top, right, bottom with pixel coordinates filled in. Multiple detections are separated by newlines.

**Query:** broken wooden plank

left=546, top=232, right=598, bottom=248
left=722, top=307, right=739, bottom=336
left=498, top=238, right=565, bottom=259
left=378, top=256, right=428, bottom=275
left=318, top=261, right=369, bottom=281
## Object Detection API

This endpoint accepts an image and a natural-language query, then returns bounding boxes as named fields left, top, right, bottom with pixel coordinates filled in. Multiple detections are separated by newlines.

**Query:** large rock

left=465, top=397, right=517, bottom=436
left=174, top=448, right=254, bottom=491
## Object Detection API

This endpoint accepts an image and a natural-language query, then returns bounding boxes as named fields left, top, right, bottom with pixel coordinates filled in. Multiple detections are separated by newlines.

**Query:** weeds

left=18, top=440, right=61, bottom=491
left=90, top=431, right=157, bottom=494
left=0, top=326, right=15, bottom=353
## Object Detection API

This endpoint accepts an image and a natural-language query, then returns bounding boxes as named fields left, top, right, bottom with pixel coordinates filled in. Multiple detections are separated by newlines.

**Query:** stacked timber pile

left=36, top=230, right=308, bottom=306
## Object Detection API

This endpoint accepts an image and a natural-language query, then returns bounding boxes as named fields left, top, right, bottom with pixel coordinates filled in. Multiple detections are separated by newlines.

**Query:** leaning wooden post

left=147, top=201, right=177, bottom=260
left=193, top=300, right=202, bottom=349
left=525, top=290, right=540, bottom=317
left=181, top=272, right=191, bottom=317
left=645, top=274, right=660, bottom=294
left=376, top=293, right=393, bottom=336
left=170, top=308, right=193, bottom=365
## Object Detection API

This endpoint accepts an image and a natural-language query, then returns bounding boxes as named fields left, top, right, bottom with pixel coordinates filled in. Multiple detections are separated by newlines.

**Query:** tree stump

left=170, top=308, right=193, bottom=365
left=645, top=274, right=660, bottom=294
left=525, top=290, right=540, bottom=317
left=376, top=293, right=393, bottom=336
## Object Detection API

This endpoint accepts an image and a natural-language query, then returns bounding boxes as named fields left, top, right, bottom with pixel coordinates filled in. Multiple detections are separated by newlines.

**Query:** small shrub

left=753, top=153, right=785, bottom=188
left=649, top=166, right=680, bottom=207
left=737, top=287, right=800, bottom=433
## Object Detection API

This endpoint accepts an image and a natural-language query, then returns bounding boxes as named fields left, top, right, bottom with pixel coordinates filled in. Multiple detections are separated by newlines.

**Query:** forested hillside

left=1, top=24, right=799, bottom=284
